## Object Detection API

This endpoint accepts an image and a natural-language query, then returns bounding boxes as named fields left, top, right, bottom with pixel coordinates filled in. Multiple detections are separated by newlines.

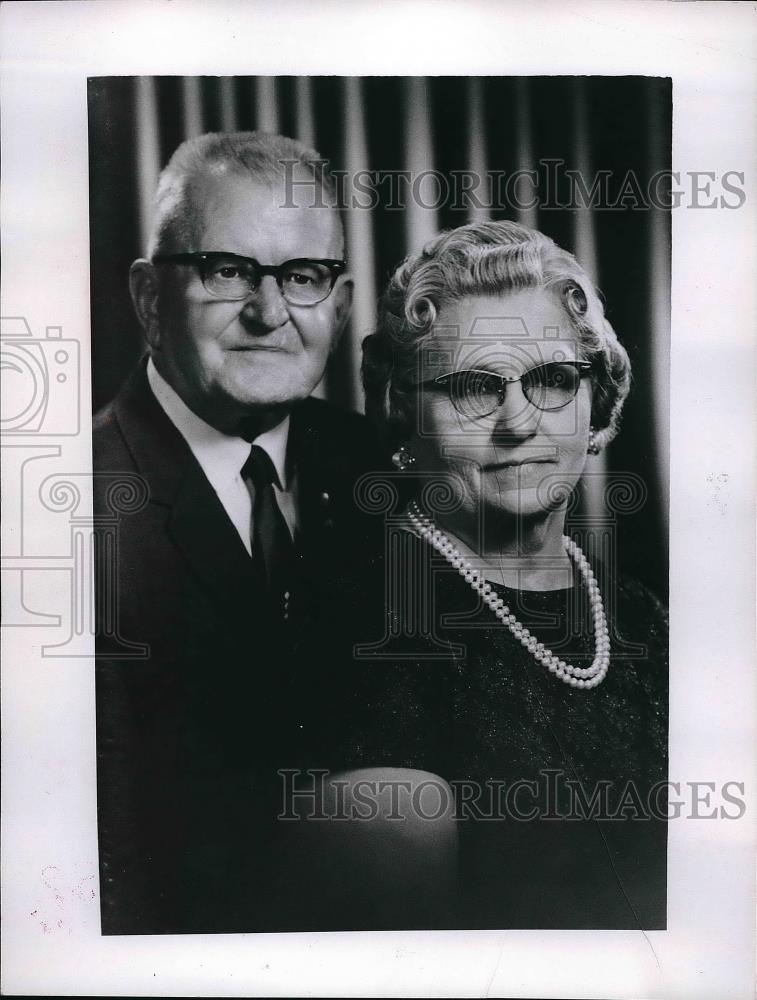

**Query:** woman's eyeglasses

left=152, top=251, right=346, bottom=306
left=420, top=361, right=593, bottom=418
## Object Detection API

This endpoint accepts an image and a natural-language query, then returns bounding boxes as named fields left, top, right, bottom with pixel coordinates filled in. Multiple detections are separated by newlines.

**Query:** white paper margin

left=1, top=1, right=755, bottom=997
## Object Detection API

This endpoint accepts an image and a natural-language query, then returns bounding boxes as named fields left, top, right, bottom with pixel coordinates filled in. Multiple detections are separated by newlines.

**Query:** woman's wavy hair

left=362, top=220, right=631, bottom=451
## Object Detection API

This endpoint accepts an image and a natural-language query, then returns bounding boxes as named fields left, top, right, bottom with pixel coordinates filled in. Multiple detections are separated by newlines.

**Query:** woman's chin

left=483, top=488, right=567, bottom=521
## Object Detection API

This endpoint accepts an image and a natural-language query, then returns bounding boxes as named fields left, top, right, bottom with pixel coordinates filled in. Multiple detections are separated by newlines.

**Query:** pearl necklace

left=405, top=502, right=610, bottom=689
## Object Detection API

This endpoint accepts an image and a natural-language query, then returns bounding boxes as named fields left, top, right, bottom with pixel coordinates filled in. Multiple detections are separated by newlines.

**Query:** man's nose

left=240, top=275, right=289, bottom=332
left=491, top=379, right=541, bottom=441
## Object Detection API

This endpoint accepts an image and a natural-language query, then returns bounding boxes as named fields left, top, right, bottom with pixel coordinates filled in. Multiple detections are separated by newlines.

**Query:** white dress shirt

left=146, top=358, right=297, bottom=556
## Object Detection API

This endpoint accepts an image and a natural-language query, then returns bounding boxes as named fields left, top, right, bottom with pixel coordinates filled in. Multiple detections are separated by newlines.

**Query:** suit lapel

left=167, top=460, right=260, bottom=613
left=112, top=368, right=371, bottom=625
left=113, top=361, right=260, bottom=617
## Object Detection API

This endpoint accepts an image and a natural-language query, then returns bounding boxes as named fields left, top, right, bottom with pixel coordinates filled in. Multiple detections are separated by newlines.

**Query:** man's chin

left=209, top=370, right=324, bottom=430
left=220, top=370, right=313, bottom=409
left=235, top=388, right=310, bottom=412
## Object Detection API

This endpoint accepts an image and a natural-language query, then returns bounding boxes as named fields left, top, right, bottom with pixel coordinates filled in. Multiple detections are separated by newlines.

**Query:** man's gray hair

left=147, top=131, right=339, bottom=258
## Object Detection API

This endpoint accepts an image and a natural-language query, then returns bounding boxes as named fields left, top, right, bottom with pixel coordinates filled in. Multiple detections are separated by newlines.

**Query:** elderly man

left=93, top=132, right=382, bottom=934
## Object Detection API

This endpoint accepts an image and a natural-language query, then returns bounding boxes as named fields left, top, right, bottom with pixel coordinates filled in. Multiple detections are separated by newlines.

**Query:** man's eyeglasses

left=152, top=251, right=347, bottom=306
left=420, top=361, right=593, bottom=418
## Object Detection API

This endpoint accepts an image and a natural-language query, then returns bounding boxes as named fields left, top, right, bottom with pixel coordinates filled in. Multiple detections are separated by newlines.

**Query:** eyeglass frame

left=417, top=360, right=594, bottom=415
left=151, top=251, right=347, bottom=306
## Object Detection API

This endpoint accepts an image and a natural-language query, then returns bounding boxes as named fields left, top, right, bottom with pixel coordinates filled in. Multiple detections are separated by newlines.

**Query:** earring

left=391, top=446, right=416, bottom=471
left=587, top=427, right=601, bottom=455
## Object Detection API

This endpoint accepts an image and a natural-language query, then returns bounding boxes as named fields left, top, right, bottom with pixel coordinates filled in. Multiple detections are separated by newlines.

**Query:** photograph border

left=1, top=2, right=755, bottom=997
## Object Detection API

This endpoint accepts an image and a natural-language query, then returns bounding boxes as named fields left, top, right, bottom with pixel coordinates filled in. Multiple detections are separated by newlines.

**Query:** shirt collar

left=146, top=357, right=291, bottom=489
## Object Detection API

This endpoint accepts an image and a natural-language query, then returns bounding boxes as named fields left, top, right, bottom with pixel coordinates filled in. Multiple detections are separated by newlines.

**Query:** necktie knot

left=242, top=444, right=280, bottom=491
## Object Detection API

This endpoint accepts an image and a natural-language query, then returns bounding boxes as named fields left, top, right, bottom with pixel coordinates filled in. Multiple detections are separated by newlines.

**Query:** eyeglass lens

left=202, top=256, right=336, bottom=304
left=446, top=363, right=584, bottom=417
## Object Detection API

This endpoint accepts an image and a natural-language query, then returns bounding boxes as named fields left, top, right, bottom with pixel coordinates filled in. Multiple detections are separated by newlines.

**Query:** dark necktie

left=241, top=445, right=295, bottom=607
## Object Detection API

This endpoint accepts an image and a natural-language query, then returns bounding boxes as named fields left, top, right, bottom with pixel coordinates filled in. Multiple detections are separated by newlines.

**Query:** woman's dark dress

left=314, top=530, right=668, bottom=930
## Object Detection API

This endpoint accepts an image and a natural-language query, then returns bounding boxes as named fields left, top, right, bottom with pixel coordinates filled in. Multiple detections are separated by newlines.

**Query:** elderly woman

left=322, top=220, right=669, bottom=930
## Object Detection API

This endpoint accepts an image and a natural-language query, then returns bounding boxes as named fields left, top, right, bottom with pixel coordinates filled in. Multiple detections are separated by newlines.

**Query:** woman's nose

left=491, top=379, right=541, bottom=440
left=240, top=275, right=289, bottom=331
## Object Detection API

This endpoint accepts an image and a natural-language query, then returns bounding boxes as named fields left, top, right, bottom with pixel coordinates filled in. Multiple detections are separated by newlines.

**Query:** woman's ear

left=129, top=260, right=161, bottom=350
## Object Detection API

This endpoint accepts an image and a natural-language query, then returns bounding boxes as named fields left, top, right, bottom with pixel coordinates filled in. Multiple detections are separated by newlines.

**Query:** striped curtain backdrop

left=88, top=76, right=671, bottom=597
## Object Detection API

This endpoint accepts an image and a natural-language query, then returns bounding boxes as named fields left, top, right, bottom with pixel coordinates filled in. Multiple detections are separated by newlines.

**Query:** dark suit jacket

left=93, top=362, right=385, bottom=934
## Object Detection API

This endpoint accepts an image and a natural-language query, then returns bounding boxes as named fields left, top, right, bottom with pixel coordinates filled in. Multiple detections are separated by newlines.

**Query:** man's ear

left=129, top=259, right=162, bottom=350
left=330, top=275, right=354, bottom=353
